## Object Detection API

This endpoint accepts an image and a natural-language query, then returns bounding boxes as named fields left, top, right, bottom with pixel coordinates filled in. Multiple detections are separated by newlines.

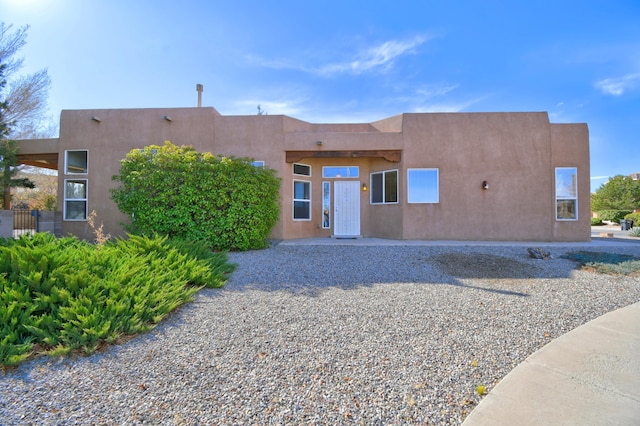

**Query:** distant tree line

left=591, top=175, right=640, bottom=223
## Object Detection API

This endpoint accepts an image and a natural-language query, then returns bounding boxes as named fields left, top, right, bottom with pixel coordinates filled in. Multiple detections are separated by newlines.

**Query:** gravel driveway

left=2, top=243, right=640, bottom=425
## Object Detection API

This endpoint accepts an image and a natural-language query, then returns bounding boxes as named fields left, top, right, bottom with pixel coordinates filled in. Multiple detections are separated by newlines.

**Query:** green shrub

left=630, top=227, right=640, bottom=238
left=597, top=210, right=633, bottom=224
left=0, top=233, right=235, bottom=367
left=561, top=251, right=640, bottom=275
left=590, top=217, right=603, bottom=226
left=111, top=141, right=281, bottom=251
left=624, top=212, right=640, bottom=225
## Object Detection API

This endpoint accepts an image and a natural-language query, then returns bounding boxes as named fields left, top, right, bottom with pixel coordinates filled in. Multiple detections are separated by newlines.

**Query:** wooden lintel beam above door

left=285, top=150, right=401, bottom=163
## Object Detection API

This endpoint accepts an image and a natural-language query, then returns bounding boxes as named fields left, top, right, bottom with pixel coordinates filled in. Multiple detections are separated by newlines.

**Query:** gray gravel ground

left=2, top=243, right=640, bottom=425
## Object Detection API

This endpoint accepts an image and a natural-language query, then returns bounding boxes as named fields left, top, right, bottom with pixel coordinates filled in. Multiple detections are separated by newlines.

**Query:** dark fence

left=0, top=210, right=61, bottom=238
left=13, top=209, right=39, bottom=236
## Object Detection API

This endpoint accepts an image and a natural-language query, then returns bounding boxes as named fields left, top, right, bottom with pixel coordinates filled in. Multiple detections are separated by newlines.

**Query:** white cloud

left=318, top=36, right=428, bottom=76
left=249, top=35, right=430, bottom=77
left=416, top=83, right=460, bottom=98
left=231, top=99, right=304, bottom=116
left=414, top=96, right=486, bottom=113
left=594, top=72, right=640, bottom=95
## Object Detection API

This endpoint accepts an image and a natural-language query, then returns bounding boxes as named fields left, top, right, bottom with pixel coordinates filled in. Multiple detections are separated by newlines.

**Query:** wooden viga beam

left=285, top=150, right=401, bottom=163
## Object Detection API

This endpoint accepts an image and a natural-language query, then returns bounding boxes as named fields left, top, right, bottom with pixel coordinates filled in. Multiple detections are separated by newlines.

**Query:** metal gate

left=13, top=209, right=39, bottom=237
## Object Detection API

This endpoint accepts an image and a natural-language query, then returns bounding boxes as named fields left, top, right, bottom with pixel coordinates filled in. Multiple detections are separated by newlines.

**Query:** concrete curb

left=462, top=302, right=640, bottom=425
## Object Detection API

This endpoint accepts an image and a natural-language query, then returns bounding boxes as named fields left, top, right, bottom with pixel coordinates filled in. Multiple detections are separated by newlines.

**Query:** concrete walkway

left=280, top=225, right=640, bottom=247
left=463, top=301, right=640, bottom=425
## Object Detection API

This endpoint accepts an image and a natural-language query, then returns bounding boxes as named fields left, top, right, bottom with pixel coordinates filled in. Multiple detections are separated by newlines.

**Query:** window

left=322, top=182, right=330, bottom=229
left=322, top=166, right=359, bottom=178
left=370, top=170, right=398, bottom=204
left=65, top=150, right=88, bottom=174
left=251, top=161, right=265, bottom=168
left=293, top=163, right=311, bottom=176
left=64, top=179, right=87, bottom=220
left=408, top=168, right=439, bottom=203
left=556, top=167, right=577, bottom=220
left=293, top=180, right=311, bottom=220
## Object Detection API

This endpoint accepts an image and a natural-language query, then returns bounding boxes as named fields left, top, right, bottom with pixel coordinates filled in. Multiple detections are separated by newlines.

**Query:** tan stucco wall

left=400, top=112, right=559, bottom=241
left=22, top=106, right=589, bottom=243
left=550, top=123, right=590, bottom=241
left=16, top=138, right=59, bottom=155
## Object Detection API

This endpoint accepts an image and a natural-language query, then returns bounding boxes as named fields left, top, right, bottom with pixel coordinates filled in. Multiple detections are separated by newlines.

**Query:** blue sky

left=1, top=0, right=638, bottom=192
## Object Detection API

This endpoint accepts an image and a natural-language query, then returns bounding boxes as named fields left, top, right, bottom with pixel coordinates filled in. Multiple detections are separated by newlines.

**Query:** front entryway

left=333, top=181, right=360, bottom=237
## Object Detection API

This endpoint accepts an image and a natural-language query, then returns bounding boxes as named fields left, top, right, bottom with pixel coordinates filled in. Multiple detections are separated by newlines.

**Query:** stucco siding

left=400, top=112, right=556, bottom=241
left=550, top=123, right=590, bottom=241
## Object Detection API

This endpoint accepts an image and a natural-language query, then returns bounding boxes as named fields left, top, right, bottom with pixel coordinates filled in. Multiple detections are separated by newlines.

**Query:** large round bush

left=111, top=141, right=281, bottom=251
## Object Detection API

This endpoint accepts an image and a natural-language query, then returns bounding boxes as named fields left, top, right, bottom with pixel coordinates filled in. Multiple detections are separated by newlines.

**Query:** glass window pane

left=293, top=201, right=310, bottom=219
left=65, top=180, right=87, bottom=199
left=408, top=169, right=439, bottom=203
left=294, top=181, right=310, bottom=200
left=384, top=171, right=398, bottom=203
left=322, top=182, right=330, bottom=229
left=322, top=166, right=359, bottom=178
left=371, top=173, right=383, bottom=203
left=557, top=200, right=577, bottom=219
left=66, top=151, right=88, bottom=174
left=65, top=201, right=87, bottom=220
left=293, top=163, right=311, bottom=176
left=323, top=166, right=346, bottom=178
left=556, top=168, right=577, bottom=198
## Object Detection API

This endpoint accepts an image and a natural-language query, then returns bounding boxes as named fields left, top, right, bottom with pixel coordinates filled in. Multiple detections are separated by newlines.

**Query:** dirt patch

left=431, top=253, right=540, bottom=279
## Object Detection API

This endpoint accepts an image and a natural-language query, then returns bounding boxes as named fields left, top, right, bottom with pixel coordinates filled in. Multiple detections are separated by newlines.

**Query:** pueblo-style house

left=16, top=100, right=590, bottom=242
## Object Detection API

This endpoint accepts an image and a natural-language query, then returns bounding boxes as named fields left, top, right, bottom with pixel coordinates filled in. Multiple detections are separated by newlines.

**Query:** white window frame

left=293, top=163, right=311, bottom=177
left=64, top=179, right=88, bottom=221
left=293, top=180, right=312, bottom=221
left=251, top=160, right=265, bottom=168
left=370, top=169, right=399, bottom=205
left=322, top=166, right=359, bottom=178
left=555, top=167, right=578, bottom=221
left=322, top=181, right=331, bottom=229
left=64, top=150, right=88, bottom=174
left=407, top=168, right=439, bottom=204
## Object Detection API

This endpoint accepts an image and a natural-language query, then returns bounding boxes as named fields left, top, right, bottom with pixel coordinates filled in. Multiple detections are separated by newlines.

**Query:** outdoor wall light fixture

left=362, top=183, right=368, bottom=191
left=91, top=116, right=102, bottom=123
left=163, top=115, right=173, bottom=122
left=482, top=181, right=489, bottom=190
left=316, top=140, right=323, bottom=146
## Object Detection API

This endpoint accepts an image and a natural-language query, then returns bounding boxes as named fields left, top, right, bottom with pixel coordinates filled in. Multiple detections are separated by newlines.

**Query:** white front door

left=333, top=181, right=360, bottom=237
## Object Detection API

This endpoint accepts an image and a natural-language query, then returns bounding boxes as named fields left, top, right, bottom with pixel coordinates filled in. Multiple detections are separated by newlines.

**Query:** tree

left=111, top=141, right=281, bottom=251
left=1, top=59, right=36, bottom=208
left=0, top=62, right=32, bottom=207
left=0, top=23, right=52, bottom=209
left=591, top=175, right=640, bottom=212
left=10, top=168, right=57, bottom=210
left=0, top=139, right=36, bottom=209
left=0, top=62, right=9, bottom=137
left=0, top=23, right=53, bottom=139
